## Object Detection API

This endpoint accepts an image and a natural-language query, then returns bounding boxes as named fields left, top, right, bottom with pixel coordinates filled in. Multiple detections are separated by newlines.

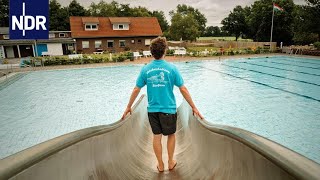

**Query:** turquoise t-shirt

left=136, top=59, right=184, bottom=114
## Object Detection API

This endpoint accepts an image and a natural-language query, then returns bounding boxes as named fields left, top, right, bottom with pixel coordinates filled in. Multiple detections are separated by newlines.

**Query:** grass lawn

left=197, top=37, right=253, bottom=42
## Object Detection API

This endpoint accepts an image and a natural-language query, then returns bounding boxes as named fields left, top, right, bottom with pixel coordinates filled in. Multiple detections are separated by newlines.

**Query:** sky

left=57, top=0, right=306, bottom=27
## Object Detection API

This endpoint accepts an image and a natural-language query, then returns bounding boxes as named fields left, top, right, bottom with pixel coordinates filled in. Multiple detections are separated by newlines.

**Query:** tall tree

left=151, top=11, right=169, bottom=32
left=174, top=4, right=207, bottom=36
left=88, top=1, right=119, bottom=17
left=247, top=0, right=295, bottom=44
left=293, top=5, right=318, bottom=44
left=130, top=6, right=152, bottom=17
left=204, top=26, right=222, bottom=37
left=304, top=0, right=320, bottom=41
left=50, top=0, right=69, bottom=30
left=68, top=0, right=87, bottom=17
left=221, top=6, right=248, bottom=41
left=168, top=12, right=200, bottom=41
left=0, top=0, right=9, bottom=27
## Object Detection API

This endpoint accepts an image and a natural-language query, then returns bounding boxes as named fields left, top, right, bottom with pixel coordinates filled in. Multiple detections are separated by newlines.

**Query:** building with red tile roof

left=70, top=16, right=163, bottom=54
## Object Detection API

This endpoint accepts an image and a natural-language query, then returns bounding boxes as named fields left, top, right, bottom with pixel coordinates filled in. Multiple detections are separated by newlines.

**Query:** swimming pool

left=0, top=55, right=319, bottom=163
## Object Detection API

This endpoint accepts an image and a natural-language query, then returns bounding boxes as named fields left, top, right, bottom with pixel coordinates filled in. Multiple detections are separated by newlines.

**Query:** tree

left=173, top=4, right=207, bottom=36
left=293, top=5, right=318, bottom=44
left=246, top=0, right=295, bottom=44
left=130, top=6, right=152, bottom=17
left=168, top=12, right=200, bottom=41
left=0, top=0, right=9, bottom=27
left=88, top=1, right=119, bottom=17
left=304, top=0, right=320, bottom=41
left=204, top=26, right=222, bottom=37
left=151, top=11, right=169, bottom=32
left=50, top=0, right=69, bottom=30
left=221, top=6, right=248, bottom=41
left=68, top=0, right=87, bottom=17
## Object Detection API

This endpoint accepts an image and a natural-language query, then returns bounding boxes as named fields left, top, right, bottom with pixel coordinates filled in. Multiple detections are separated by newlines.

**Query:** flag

left=273, top=3, right=284, bottom=11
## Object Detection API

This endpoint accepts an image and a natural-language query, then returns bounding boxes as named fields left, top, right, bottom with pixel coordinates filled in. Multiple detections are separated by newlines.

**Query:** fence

left=168, top=41, right=277, bottom=50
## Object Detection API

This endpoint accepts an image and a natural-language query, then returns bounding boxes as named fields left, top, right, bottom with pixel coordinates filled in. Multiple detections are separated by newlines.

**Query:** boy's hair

left=150, top=37, right=167, bottom=59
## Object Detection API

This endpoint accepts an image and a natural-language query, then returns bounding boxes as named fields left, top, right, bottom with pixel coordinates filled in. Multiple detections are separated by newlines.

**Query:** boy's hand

left=192, top=107, right=204, bottom=120
left=121, top=107, right=132, bottom=120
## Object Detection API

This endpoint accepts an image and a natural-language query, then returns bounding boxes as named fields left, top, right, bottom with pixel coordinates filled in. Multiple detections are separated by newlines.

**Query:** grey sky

left=58, top=0, right=306, bottom=26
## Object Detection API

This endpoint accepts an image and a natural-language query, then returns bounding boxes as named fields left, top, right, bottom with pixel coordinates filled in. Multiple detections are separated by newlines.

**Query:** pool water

left=0, top=56, right=319, bottom=163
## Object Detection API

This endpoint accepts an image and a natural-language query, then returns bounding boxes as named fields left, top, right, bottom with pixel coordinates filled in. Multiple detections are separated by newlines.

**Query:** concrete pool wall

left=0, top=95, right=319, bottom=180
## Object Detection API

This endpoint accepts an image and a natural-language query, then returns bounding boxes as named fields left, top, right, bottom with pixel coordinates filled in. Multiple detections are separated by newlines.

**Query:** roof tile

left=70, top=17, right=163, bottom=38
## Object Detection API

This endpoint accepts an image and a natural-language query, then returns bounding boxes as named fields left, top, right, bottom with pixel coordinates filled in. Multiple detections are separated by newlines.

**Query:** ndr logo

left=10, top=0, right=49, bottom=40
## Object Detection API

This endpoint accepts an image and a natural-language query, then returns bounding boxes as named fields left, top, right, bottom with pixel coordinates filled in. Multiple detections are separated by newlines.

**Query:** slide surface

left=0, top=95, right=319, bottom=180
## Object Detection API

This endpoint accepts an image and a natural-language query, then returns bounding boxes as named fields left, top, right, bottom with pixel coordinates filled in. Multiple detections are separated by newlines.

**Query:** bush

left=2, top=59, right=9, bottom=64
left=314, top=42, right=320, bottom=50
left=166, top=49, right=174, bottom=56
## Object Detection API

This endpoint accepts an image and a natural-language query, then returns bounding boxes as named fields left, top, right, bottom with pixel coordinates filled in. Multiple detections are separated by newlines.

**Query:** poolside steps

left=0, top=73, right=26, bottom=91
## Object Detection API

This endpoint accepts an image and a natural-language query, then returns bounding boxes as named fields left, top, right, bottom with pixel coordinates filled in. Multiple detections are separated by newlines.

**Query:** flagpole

left=270, top=3, right=275, bottom=50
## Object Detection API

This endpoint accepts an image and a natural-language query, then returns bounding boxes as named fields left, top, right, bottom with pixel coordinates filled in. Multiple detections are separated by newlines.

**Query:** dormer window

left=82, top=17, right=99, bottom=31
left=85, top=24, right=98, bottom=30
left=109, top=17, right=130, bottom=30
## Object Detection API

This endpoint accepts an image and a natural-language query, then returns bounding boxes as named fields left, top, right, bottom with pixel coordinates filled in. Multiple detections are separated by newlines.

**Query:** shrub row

left=31, top=52, right=134, bottom=66
left=187, top=47, right=272, bottom=57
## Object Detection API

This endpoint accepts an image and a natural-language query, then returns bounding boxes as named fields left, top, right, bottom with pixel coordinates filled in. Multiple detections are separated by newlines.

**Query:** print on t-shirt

left=147, top=70, right=169, bottom=88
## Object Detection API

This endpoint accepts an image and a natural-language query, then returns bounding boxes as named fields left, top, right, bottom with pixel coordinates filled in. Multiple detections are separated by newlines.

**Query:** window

left=92, top=24, right=97, bottom=29
left=119, top=40, right=126, bottom=47
left=113, top=24, right=129, bottom=30
left=131, top=39, right=135, bottom=44
left=107, top=40, right=114, bottom=48
left=49, top=33, right=55, bottom=38
left=85, top=24, right=98, bottom=30
left=3, top=35, right=9, bottom=39
left=95, top=40, right=102, bottom=48
left=145, top=39, right=151, bottom=46
left=82, top=41, right=89, bottom=49
left=59, top=33, right=66, bottom=38
left=137, top=39, right=142, bottom=44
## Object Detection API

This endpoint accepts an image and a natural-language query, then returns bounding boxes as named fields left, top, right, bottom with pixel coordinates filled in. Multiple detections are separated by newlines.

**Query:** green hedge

left=314, top=42, right=320, bottom=50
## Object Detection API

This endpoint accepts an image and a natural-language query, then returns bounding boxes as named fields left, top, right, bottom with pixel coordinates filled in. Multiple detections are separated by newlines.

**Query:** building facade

left=0, top=28, right=76, bottom=59
left=70, top=17, right=163, bottom=54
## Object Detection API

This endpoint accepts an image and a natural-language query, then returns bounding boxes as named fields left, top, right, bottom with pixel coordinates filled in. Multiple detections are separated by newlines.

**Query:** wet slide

left=0, top=95, right=319, bottom=180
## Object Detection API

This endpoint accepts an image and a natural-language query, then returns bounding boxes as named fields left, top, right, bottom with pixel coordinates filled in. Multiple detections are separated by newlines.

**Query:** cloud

left=58, top=0, right=306, bottom=27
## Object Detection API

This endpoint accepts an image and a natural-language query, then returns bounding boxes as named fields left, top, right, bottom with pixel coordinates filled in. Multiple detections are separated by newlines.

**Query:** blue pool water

left=0, top=56, right=319, bottom=163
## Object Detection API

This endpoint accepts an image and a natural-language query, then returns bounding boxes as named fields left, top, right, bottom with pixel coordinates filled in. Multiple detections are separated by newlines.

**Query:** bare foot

left=168, top=160, right=177, bottom=170
left=157, top=162, right=164, bottom=172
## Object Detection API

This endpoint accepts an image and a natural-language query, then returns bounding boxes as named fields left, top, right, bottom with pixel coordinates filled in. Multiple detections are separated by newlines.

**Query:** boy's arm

left=121, top=86, right=141, bottom=120
left=179, top=86, right=204, bottom=119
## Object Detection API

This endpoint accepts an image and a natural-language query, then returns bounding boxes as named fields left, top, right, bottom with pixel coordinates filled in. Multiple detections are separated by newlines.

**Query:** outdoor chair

left=142, top=51, right=152, bottom=58
left=133, top=52, right=142, bottom=59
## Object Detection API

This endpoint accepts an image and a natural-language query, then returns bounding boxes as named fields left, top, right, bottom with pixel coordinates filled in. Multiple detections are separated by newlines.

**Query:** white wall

left=5, top=46, right=15, bottom=58
left=47, top=43, right=63, bottom=56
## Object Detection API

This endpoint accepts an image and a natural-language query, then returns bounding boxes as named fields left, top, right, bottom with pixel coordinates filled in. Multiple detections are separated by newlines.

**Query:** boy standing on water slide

left=122, top=37, right=203, bottom=172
